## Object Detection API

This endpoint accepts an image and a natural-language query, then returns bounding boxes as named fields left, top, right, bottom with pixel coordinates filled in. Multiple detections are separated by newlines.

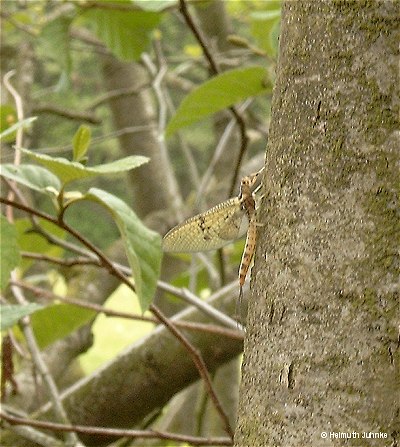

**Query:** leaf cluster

left=1, top=126, right=161, bottom=325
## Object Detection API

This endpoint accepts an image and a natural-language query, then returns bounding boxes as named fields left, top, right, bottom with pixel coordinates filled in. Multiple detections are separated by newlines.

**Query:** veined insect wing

left=162, top=197, right=248, bottom=253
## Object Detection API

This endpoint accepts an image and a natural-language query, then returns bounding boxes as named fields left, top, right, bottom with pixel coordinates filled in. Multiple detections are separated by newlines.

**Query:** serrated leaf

left=84, top=188, right=162, bottom=312
left=82, top=4, right=162, bottom=61
left=0, top=116, right=37, bottom=142
left=0, top=164, right=61, bottom=194
left=0, top=215, right=21, bottom=291
left=30, top=303, right=96, bottom=348
left=1, top=303, right=44, bottom=331
left=20, top=148, right=149, bottom=185
left=72, top=125, right=91, bottom=162
left=166, top=66, right=272, bottom=136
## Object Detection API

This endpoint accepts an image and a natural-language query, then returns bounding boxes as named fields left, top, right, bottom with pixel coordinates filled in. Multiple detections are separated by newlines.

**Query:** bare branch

left=141, top=53, right=185, bottom=221
left=32, top=104, right=101, bottom=125
left=196, top=99, right=253, bottom=209
left=13, top=278, right=244, bottom=340
left=86, top=83, right=151, bottom=110
left=0, top=410, right=232, bottom=446
left=3, top=422, right=64, bottom=447
left=178, top=0, right=249, bottom=193
left=1, top=196, right=236, bottom=438
left=10, top=280, right=83, bottom=447
left=3, top=70, right=23, bottom=221
left=0, top=11, right=37, bottom=36
left=34, top=293, right=242, bottom=444
left=158, top=280, right=244, bottom=331
left=21, top=252, right=100, bottom=268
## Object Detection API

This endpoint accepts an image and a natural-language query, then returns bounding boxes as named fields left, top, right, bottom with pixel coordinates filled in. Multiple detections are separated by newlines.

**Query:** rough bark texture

left=235, top=2, right=399, bottom=447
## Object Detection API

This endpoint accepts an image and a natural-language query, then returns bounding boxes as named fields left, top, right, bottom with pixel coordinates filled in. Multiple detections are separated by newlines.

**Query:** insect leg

left=238, top=167, right=262, bottom=298
left=239, top=217, right=257, bottom=296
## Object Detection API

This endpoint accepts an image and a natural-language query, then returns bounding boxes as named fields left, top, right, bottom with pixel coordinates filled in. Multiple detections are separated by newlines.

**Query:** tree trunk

left=102, top=54, right=183, bottom=225
left=235, top=2, right=399, bottom=446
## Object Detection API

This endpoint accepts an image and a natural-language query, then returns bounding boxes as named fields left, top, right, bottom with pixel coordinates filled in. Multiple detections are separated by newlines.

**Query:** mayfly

left=163, top=168, right=263, bottom=298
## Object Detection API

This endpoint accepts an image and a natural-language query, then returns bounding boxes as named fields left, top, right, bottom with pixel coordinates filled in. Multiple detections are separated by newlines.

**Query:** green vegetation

left=0, top=1, right=280, bottom=445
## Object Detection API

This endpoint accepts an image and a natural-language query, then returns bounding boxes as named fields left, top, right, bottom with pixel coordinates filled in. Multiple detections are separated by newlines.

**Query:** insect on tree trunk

left=235, top=2, right=399, bottom=446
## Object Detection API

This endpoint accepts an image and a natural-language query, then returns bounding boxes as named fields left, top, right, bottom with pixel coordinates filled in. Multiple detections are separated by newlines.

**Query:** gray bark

left=2, top=284, right=244, bottom=446
left=36, top=289, right=243, bottom=446
left=102, top=54, right=182, bottom=226
left=235, top=2, right=399, bottom=446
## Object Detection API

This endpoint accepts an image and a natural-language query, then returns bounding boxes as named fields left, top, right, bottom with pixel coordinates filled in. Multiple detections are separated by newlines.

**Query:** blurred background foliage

left=1, top=1, right=280, bottom=441
left=1, top=0, right=280, bottom=372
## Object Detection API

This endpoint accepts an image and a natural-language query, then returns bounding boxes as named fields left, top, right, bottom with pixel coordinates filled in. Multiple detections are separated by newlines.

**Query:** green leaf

left=72, top=125, right=91, bottom=162
left=82, top=4, right=162, bottom=61
left=19, top=148, right=149, bottom=185
left=0, top=164, right=61, bottom=194
left=30, top=303, right=96, bottom=348
left=166, top=66, right=272, bottom=136
left=0, top=116, right=37, bottom=142
left=84, top=188, right=162, bottom=312
left=0, top=216, right=21, bottom=291
left=133, top=0, right=176, bottom=12
left=1, top=303, right=44, bottom=331
left=15, top=218, right=65, bottom=272
left=0, top=104, right=17, bottom=143
left=250, top=9, right=281, bottom=58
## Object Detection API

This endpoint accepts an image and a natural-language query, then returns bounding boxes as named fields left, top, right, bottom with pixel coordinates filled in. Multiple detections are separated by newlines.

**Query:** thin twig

left=14, top=279, right=244, bottom=342
left=32, top=104, right=101, bottom=124
left=158, top=279, right=244, bottom=332
left=31, top=223, right=94, bottom=258
left=0, top=197, right=113, bottom=273
left=3, top=68, right=82, bottom=447
left=21, top=252, right=100, bottom=267
left=86, top=83, right=151, bottom=110
left=4, top=423, right=64, bottom=447
left=178, top=0, right=249, bottom=193
left=149, top=305, right=234, bottom=439
left=0, top=11, right=37, bottom=36
left=10, top=280, right=83, bottom=447
left=13, top=277, right=244, bottom=339
left=0, top=410, right=233, bottom=446
left=178, top=0, right=219, bottom=74
left=196, top=99, right=253, bottom=209
left=4, top=201, right=242, bottom=333
left=3, top=71, right=22, bottom=165
left=141, top=53, right=185, bottom=221
left=1, top=196, right=234, bottom=439
left=11, top=279, right=153, bottom=322
left=3, top=70, right=23, bottom=221
left=2, top=412, right=65, bottom=447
